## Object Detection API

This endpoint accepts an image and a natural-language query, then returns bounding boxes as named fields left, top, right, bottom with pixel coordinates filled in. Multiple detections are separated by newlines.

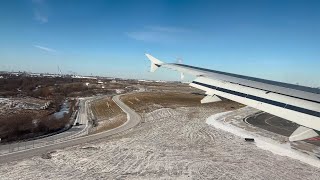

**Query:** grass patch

left=95, top=115, right=127, bottom=133
left=121, top=92, right=243, bottom=113
left=91, top=97, right=126, bottom=133
left=91, top=97, right=124, bottom=120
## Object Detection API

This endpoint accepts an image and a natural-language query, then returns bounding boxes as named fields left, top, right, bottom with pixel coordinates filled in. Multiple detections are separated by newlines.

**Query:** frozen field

left=1, top=106, right=320, bottom=179
left=0, top=97, right=49, bottom=113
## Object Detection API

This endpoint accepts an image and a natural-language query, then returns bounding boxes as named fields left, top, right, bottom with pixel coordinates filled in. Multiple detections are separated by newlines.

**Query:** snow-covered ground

left=207, top=108, right=320, bottom=168
left=0, top=97, right=48, bottom=112
left=1, top=106, right=320, bottom=179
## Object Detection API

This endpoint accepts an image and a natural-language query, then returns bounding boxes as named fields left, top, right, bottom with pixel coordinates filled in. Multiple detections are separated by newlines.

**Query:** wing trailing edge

left=145, top=53, right=320, bottom=141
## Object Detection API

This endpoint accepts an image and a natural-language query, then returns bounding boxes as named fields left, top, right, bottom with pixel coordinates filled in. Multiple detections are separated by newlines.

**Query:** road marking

left=0, top=94, right=141, bottom=162
left=0, top=97, right=93, bottom=156
left=265, top=116, right=292, bottom=132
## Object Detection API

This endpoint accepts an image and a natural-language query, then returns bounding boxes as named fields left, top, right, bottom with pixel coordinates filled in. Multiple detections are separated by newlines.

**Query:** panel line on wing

left=192, top=81, right=320, bottom=118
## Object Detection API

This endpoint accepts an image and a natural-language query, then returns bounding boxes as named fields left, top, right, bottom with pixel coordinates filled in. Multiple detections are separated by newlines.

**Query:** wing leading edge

left=145, top=53, right=320, bottom=141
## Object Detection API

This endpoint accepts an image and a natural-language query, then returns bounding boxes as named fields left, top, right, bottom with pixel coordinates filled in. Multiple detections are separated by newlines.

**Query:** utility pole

left=57, top=65, right=62, bottom=76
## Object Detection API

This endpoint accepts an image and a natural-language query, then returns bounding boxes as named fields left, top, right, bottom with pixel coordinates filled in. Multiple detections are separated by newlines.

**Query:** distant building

left=115, top=89, right=124, bottom=94
left=138, top=79, right=154, bottom=82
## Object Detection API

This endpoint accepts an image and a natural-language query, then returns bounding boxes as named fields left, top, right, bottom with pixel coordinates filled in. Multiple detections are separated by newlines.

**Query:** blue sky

left=0, top=0, right=319, bottom=86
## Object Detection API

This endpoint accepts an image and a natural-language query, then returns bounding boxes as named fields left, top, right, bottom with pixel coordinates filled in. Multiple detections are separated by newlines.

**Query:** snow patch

left=206, top=111, right=320, bottom=168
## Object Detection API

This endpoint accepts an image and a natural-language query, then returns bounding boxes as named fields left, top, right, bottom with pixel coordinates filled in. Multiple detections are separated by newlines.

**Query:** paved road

left=245, top=112, right=320, bottom=146
left=0, top=95, right=141, bottom=164
left=0, top=97, right=94, bottom=155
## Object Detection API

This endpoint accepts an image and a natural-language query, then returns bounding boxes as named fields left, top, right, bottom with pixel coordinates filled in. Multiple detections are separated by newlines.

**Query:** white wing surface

left=146, top=53, right=320, bottom=141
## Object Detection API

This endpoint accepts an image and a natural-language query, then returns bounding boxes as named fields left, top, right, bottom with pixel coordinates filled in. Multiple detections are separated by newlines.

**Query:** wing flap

left=289, top=126, right=319, bottom=141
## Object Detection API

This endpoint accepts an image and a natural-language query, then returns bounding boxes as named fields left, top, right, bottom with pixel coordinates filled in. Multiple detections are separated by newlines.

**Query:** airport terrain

left=1, top=91, right=320, bottom=179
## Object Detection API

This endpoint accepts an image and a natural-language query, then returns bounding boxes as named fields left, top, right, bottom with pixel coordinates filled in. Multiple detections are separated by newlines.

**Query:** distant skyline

left=0, top=0, right=319, bottom=86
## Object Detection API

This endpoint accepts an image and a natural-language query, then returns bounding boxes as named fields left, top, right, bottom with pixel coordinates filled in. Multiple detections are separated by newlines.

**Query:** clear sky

left=0, top=0, right=319, bottom=87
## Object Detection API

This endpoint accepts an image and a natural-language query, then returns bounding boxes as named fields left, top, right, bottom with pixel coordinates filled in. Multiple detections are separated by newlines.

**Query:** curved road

left=245, top=112, right=320, bottom=146
left=245, top=112, right=300, bottom=137
left=0, top=95, right=141, bottom=164
left=0, top=97, right=93, bottom=155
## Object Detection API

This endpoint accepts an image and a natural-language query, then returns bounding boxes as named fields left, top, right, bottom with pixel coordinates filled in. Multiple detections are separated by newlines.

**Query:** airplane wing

left=145, top=53, right=320, bottom=141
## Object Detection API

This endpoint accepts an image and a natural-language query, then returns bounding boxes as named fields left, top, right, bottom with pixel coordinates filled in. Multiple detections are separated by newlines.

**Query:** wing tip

left=145, top=53, right=164, bottom=72
left=145, top=53, right=163, bottom=65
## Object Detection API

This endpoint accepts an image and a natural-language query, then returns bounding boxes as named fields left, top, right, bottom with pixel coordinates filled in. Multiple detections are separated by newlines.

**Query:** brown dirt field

left=91, top=97, right=126, bottom=133
left=121, top=92, right=244, bottom=113
left=142, top=83, right=195, bottom=92
left=91, top=97, right=125, bottom=121
left=95, top=114, right=127, bottom=133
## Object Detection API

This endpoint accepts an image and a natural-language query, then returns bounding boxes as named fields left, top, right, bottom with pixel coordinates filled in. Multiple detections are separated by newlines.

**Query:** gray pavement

left=0, top=97, right=91, bottom=155
left=0, top=94, right=141, bottom=164
left=245, top=112, right=320, bottom=146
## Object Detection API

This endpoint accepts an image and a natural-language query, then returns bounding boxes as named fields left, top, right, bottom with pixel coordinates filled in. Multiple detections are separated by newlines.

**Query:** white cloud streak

left=146, top=26, right=189, bottom=33
left=33, top=45, right=57, bottom=53
left=34, top=9, right=48, bottom=23
left=125, top=31, right=171, bottom=43
left=32, top=0, right=45, bottom=3
left=32, top=0, right=48, bottom=23
left=125, top=26, right=190, bottom=43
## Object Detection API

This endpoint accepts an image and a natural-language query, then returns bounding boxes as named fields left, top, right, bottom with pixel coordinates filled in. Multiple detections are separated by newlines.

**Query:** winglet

left=145, top=53, right=164, bottom=72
